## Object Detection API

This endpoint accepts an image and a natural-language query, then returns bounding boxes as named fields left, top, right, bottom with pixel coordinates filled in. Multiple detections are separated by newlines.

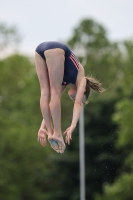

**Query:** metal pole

left=79, top=106, right=85, bottom=200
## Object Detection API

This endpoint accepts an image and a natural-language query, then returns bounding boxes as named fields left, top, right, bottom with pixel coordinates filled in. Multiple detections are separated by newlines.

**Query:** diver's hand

left=38, top=128, right=48, bottom=147
left=63, top=125, right=76, bottom=145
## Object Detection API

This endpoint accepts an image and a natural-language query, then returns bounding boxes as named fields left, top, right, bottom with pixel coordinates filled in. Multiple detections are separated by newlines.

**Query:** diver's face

left=68, top=89, right=76, bottom=102
left=81, top=94, right=87, bottom=105
left=68, top=89, right=87, bottom=104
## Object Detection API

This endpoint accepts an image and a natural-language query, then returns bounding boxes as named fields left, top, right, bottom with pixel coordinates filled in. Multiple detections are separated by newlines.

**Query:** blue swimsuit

left=35, top=41, right=79, bottom=85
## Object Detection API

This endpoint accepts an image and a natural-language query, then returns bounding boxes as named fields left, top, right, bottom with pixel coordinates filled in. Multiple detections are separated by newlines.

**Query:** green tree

left=94, top=40, right=133, bottom=200
left=55, top=19, right=124, bottom=200
left=0, top=53, right=68, bottom=200
left=0, top=18, right=128, bottom=200
left=67, top=19, right=121, bottom=87
left=0, top=21, right=21, bottom=57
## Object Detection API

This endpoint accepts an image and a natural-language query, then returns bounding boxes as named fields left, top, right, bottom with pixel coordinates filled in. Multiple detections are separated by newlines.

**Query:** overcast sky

left=0, top=0, right=133, bottom=57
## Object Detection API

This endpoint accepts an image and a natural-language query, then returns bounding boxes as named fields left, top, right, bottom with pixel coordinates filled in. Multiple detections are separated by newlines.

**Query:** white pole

left=79, top=106, right=85, bottom=200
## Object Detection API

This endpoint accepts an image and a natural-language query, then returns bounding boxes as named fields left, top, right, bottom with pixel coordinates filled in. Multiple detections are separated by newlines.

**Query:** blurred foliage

left=0, top=21, right=21, bottom=58
left=94, top=40, right=133, bottom=200
left=67, top=19, right=121, bottom=88
left=0, top=18, right=133, bottom=200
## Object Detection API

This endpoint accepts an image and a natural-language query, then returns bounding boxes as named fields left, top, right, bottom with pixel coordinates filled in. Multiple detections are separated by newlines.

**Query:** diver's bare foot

left=48, top=133, right=66, bottom=153
left=38, top=128, right=47, bottom=147
left=48, top=138, right=60, bottom=153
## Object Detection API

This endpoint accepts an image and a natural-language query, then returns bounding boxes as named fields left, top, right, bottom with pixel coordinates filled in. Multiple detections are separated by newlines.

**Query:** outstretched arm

left=40, top=119, right=46, bottom=129
left=64, top=78, right=86, bottom=144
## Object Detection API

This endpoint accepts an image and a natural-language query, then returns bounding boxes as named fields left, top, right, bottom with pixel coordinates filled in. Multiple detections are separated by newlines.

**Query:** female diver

left=35, top=41, right=104, bottom=153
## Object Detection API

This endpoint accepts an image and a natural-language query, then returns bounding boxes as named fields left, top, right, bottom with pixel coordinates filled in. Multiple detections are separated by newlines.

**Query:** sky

left=0, top=0, right=133, bottom=57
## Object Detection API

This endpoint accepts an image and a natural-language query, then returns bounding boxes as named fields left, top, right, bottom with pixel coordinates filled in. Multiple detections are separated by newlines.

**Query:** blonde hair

left=84, top=76, right=105, bottom=104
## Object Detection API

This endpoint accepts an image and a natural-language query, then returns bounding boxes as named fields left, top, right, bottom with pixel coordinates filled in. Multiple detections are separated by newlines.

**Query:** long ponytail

left=84, top=76, right=105, bottom=104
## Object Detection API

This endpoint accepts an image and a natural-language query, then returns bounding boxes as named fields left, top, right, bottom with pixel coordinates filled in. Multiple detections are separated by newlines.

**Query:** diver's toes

left=56, top=149, right=60, bottom=153
left=59, top=145, right=65, bottom=153
left=49, top=139, right=60, bottom=153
